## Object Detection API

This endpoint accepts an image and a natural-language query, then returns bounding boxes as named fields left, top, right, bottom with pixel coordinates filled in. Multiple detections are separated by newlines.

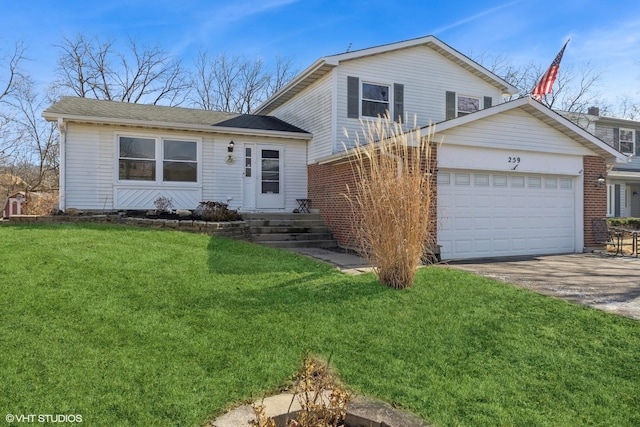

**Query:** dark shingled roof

left=43, top=97, right=310, bottom=134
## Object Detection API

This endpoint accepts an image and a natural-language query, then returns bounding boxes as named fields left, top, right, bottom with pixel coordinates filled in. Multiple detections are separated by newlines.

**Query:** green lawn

left=1, top=224, right=639, bottom=426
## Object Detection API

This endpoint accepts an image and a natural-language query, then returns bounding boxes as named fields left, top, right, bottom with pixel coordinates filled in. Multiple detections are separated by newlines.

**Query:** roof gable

left=256, top=35, right=518, bottom=114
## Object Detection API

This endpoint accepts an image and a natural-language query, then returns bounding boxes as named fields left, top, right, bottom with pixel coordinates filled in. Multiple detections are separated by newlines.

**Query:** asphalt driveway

left=446, top=253, right=640, bottom=321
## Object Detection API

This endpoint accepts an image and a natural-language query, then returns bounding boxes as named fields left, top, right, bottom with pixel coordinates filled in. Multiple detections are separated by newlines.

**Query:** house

left=42, top=98, right=312, bottom=213
left=44, top=35, right=627, bottom=260
left=255, top=35, right=626, bottom=260
left=571, top=107, right=640, bottom=218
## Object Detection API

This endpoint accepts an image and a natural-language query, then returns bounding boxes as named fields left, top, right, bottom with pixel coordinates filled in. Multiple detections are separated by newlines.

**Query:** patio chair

left=592, top=218, right=614, bottom=246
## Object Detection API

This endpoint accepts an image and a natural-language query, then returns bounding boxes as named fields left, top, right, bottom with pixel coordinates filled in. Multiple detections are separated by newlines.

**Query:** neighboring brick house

left=256, top=35, right=626, bottom=259
left=44, top=35, right=627, bottom=260
left=570, top=107, right=640, bottom=218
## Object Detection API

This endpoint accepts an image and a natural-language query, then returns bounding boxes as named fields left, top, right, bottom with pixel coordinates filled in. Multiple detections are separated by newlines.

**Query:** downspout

left=57, top=118, right=67, bottom=212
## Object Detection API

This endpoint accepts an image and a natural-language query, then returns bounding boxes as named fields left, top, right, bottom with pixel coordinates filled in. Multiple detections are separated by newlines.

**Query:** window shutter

left=484, top=96, right=492, bottom=109
left=614, top=184, right=621, bottom=217
left=446, top=91, right=456, bottom=120
left=635, top=130, right=640, bottom=156
left=347, top=76, right=359, bottom=118
left=613, top=128, right=620, bottom=151
left=393, top=83, right=404, bottom=123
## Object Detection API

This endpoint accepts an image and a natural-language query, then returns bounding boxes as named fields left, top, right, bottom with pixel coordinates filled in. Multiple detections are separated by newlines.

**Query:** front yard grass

left=1, top=224, right=639, bottom=426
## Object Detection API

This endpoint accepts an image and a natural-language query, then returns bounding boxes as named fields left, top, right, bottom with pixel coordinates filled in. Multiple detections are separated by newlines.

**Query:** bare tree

left=474, top=51, right=606, bottom=129
left=54, top=34, right=189, bottom=105
left=0, top=40, right=27, bottom=166
left=2, top=76, right=58, bottom=192
left=268, top=56, right=297, bottom=98
left=190, top=52, right=296, bottom=113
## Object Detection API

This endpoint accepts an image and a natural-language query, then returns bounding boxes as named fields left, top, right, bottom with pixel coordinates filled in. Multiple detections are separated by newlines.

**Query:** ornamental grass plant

left=345, top=115, right=437, bottom=288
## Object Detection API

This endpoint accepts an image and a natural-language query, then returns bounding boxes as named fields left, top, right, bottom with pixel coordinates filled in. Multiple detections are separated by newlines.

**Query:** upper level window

left=620, top=128, right=635, bottom=154
left=118, top=136, right=198, bottom=183
left=361, top=83, right=390, bottom=118
left=457, top=96, right=480, bottom=116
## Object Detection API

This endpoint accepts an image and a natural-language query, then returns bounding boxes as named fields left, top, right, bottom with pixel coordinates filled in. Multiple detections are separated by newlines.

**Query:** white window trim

left=619, top=128, right=635, bottom=154
left=115, top=132, right=203, bottom=186
left=360, top=80, right=392, bottom=119
left=457, top=95, right=481, bottom=117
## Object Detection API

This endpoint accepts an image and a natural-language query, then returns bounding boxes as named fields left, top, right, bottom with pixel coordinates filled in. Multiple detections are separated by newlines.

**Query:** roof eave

left=42, top=112, right=312, bottom=140
left=323, top=36, right=518, bottom=95
left=254, top=58, right=336, bottom=114
left=427, top=97, right=627, bottom=164
left=257, top=36, right=518, bottom=115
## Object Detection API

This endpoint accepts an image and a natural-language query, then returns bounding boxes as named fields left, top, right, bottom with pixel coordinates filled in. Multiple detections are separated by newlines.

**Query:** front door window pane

left=261, top=149, right=280, bottom=194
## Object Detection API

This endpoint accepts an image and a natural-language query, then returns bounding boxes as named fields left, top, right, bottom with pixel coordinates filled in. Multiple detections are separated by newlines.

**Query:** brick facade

left=583, top=155, right=607, bottom=248
left=308, top=144, right=438, bottom=250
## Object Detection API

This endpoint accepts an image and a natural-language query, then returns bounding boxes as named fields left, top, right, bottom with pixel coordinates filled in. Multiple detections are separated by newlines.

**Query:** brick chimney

left=588, top=106, right=600, bottom=116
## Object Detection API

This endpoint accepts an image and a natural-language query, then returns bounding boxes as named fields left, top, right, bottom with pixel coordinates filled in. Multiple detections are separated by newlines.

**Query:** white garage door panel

left=438, top=171, right=576, bottom=260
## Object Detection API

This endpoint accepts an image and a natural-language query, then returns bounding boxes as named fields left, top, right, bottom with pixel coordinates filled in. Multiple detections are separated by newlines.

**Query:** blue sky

left=2, top=0, right=639, bottom=108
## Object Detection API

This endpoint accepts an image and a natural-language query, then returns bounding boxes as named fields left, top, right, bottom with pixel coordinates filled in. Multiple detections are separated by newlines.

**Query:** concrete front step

left=250, top=226, right=331, bottom=234
left=244, top=212, right=338, bottom=249
left=251, top=232, right=334, bottom=242
left=259, top=240, right=338, bottom=249
left=243, top=212, right=323, bottom=220
left=246, top=220, right=328, bottom=228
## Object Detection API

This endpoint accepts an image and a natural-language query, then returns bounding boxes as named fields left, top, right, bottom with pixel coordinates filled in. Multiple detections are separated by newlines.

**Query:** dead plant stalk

left=345, top=115, right=437, bottom=289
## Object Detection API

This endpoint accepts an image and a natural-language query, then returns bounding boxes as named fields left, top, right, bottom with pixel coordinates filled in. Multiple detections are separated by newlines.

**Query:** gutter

left=42, top=113, right=312, bottom=141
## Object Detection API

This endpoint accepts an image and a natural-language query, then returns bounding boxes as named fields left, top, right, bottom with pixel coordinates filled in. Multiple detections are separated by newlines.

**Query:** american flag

left=531, top=40, right=569, bottom=101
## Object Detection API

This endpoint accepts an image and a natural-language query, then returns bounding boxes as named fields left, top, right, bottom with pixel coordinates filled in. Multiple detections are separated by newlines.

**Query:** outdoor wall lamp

left=227, top=140, right=235, bottom=153
left=596, top=174, right=606, bottom=186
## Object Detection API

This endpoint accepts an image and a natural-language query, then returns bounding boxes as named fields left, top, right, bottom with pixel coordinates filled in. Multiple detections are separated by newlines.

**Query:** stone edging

left=2, top=215, right=250, bottom=240
left=209, top=392, right=430, bottom=427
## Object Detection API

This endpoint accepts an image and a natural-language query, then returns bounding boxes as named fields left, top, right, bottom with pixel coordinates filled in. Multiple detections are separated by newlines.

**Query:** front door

left=246, top=144, right=285, bottom=210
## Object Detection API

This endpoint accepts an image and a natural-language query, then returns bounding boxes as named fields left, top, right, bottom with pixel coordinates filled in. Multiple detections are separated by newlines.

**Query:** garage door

left=438, top=170, right=576, bottom=260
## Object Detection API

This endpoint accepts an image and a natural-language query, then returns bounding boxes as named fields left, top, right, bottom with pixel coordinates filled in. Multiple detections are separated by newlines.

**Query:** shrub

left=194, top=201, right=240, bottom=222
left=153, top=196, right=174, bottom=213
left=344, top=114, right=438, bottom=289
left=22, top=191, right=58, bottom=216
left=251, top=357, right=351, bottom=427
left=607, top=217, right=640, bottom=230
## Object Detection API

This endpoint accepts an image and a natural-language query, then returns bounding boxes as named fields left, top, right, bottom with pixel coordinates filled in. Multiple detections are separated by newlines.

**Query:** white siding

left=595, top=125, right=614, bottom=146
left=64, top=124, right=114, bottom=210
left=269, top=72, right=333, bottom=163
left=438, top=109, right=594, bottom=157
left=64, top=123, right=307, bottom=212
left=336, top=45, right=503, bottom=151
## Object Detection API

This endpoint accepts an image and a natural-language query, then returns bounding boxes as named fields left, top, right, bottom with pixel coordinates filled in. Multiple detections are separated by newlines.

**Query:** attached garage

left=432, top=97, right=626, bottom=261
left=438, top=170, right=577, bottom=260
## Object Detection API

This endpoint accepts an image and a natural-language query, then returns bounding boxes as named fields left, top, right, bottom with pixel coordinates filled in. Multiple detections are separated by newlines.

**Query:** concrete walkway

left=287, top=248, right=640, bottom=321
left=287, top=247, right=373, bottom=274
